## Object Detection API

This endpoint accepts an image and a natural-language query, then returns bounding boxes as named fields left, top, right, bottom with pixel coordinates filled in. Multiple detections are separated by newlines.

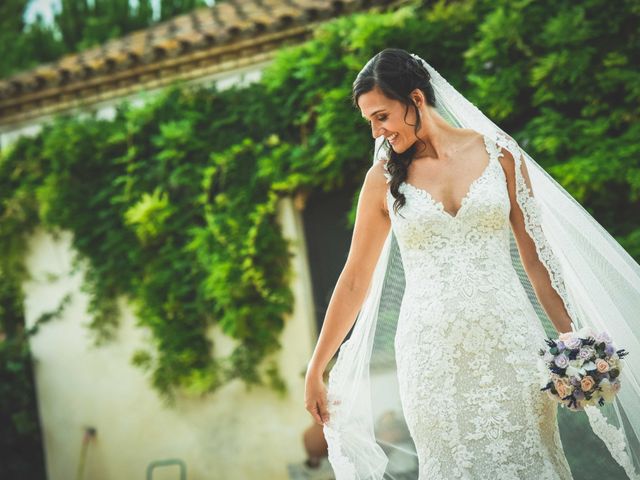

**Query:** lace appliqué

left=386, top=135, right=573, bottom=480
left=584, top=406, right=640, bottom=479
left=381, top=158, right=392, bottom=184
left=325, top=135, right=581, bottom=480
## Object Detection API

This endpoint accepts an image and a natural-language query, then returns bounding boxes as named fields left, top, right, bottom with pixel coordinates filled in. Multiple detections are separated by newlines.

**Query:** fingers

left=305, top=391, right=342, bottom=425
left=317, top=399, right=329, bottom=425
left=306, top=402, right=324, bottom=425
left=305, top=400, right=331, bottom=425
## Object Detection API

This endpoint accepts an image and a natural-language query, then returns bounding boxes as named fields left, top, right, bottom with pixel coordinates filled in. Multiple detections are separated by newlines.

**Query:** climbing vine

left=1, top=0, right=638, bottom=412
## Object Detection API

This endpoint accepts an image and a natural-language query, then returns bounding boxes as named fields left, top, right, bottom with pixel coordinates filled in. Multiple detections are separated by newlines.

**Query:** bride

left=304, top=48, right=640, bottom=479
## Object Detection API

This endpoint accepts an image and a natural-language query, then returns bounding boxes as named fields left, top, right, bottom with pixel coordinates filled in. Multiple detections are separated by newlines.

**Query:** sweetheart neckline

left=398, top=135, right=496, bottom=220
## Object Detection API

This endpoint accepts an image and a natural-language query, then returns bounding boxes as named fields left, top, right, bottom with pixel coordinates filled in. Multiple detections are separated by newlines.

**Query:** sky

left=24, top=0, right=62, bottom=25
left=24, top=1, right=157, bottom=25
left=23, top=0, right=214, bottom=25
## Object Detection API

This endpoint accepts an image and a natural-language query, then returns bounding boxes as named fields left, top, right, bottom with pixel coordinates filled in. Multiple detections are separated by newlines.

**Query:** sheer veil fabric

left=322, top=54, right=640, bottom=479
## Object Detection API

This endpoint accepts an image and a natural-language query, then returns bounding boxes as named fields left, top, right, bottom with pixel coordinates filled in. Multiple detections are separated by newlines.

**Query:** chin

left=385, top=136, right=411, bottom=154
left=389, top=142, right=408, bottom=154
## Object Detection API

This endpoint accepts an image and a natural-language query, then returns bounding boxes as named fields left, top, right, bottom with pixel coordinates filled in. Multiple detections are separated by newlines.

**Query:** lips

left=388, top=133, right=399, bottom=144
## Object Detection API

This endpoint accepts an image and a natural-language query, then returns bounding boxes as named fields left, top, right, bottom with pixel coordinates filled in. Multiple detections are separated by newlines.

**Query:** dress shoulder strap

left=382, top=159, right=392, bottom=184
left=482, top=134, right=502, bottom=164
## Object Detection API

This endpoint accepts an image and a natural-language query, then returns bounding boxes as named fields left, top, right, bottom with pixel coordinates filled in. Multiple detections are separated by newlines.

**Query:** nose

left=370, top=121, right=383, bottom=139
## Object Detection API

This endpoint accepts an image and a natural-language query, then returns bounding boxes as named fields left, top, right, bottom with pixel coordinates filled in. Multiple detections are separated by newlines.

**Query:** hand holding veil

left=323, top=54, right=640, bottom=479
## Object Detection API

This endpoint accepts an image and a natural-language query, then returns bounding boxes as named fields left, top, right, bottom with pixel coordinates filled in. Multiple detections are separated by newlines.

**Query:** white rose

left=565, top=365, right=582, bottom=378
left=577, top=326, right=594, bottom=339
left=558, top=331, right=575, bottom=343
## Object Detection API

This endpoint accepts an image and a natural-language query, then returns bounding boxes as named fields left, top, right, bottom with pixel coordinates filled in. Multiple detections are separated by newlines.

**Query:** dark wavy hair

left=352, top=48, right=437, bottom=215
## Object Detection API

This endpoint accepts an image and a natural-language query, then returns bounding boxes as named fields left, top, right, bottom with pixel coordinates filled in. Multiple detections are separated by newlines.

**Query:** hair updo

left=351, top=48, right=437, bottom=214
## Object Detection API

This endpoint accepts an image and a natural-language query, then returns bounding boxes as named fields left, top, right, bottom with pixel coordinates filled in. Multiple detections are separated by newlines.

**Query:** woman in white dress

left=304, top=48, right=640, bottom=479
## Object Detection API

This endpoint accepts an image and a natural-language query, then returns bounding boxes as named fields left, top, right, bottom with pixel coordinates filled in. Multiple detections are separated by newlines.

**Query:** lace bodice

left=377, top=135, right=574, bottom=479
left=384, top=135, right=512, bottom=302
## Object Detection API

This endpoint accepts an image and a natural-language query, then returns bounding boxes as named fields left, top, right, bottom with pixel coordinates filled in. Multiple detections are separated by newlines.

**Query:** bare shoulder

left=497, top=145, right=516, bottom=174
left=455, top=128, right=486, bottom=156
left=368, top=157, right=390, bottom=182
left=365, top=158, right=390, bottom=215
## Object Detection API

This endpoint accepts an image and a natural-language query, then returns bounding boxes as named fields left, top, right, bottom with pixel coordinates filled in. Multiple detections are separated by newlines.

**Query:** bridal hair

left=351, top=47, right=437, bottom=214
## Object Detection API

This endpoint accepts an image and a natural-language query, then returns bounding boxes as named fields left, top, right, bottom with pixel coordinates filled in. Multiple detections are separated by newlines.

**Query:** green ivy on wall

left=1, top=0, right=638, bottom=410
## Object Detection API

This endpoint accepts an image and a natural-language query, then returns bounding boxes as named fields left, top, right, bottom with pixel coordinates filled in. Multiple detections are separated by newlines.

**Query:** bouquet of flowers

left=537, top=327, right=629, bottom=411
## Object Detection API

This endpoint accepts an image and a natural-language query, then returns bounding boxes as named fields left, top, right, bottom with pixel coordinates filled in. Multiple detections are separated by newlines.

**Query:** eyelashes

left=366, top=115, right=388, bottom=124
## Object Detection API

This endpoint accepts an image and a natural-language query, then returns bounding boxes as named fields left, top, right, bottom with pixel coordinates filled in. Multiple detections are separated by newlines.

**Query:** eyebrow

left=361, top=109, right=386, bottom=119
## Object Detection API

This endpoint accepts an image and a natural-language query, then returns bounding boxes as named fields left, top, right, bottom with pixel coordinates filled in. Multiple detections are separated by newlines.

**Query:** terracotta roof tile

left=0, top=0, right=400, bottom=113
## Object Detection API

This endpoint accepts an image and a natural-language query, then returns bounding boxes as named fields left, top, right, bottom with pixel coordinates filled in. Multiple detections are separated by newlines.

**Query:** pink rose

left=554, top=378, right=571, bottom=399
left=581, top=375, right=595, bottom=392
left=596, top=359, right=610, bottom=373
left=558, top=332, right=574, bottom=343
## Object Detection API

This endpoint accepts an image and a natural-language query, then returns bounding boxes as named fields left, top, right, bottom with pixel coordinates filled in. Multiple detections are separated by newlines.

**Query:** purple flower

left=595, top=331, right=612, bottom=344
left=578, top=346, right=595, bottom=360
left=554, top=354, right=569, bottom=369
left=605, top=344, right=615, bottom=356
left=565, top=336, right=583, bottom=350
left=556, top=340, right=566, bottom=351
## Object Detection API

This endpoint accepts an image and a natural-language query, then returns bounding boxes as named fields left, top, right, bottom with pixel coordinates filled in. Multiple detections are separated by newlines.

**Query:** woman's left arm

left=498, top=146, right=573, bottom=334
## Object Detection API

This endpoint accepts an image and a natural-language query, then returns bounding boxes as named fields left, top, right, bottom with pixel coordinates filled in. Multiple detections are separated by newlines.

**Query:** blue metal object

left=146, top=458, right=187, bottom=480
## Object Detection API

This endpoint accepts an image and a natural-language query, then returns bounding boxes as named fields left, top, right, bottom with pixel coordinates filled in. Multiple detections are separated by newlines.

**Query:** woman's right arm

left=306, top=158, right=391, bottom=380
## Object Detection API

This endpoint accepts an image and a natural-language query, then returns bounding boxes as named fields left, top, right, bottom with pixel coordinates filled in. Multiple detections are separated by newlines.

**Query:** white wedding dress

left=324, top=56, right=640, bottom=480
left=383, top=134, right=574, bottom=480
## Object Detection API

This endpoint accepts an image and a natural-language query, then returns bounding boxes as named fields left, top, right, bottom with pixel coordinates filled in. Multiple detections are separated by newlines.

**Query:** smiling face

left=358, top=85, right=422, bottom=154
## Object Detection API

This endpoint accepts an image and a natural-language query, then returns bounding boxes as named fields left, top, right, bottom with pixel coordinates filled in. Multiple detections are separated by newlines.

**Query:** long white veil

left=322, top=54, right=640, bottom=479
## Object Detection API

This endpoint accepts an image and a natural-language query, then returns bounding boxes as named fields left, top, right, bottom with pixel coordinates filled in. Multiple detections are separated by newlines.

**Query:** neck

left=412, top=106, right=460, bottom=160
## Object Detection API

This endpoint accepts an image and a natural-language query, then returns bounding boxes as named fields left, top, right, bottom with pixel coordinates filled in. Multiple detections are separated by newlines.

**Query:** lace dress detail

left=384, top=135, right=574, bottom=480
